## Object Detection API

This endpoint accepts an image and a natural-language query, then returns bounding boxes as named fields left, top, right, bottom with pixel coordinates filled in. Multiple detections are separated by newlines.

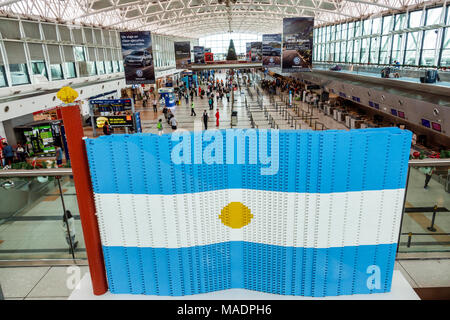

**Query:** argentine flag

left=85, top=127, right=411, bottom=296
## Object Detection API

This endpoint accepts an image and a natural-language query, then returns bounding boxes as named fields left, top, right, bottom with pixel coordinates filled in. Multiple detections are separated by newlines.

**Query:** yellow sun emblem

left=219, top=202, right=253, bottom=229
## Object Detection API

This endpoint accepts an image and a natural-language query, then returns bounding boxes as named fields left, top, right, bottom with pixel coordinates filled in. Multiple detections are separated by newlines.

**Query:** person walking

left=152, top=98, right=158, bottom=113
left=162, top=106, right=168, bottom=121
left=170, top=116, right=177, bottom=131
left=202, top=110, right=209, bottom=130
left=184, top=92, right=189, bottom=104
left=55, top=146, right=63, bottom=166
left=142, top=92, right=148, bottom=108
left=102, top=121, right=113, bottom=135
left=226, top=91, right=230, bottom=103
left=2, top=142, right=13, bottom=166
left=191, top=101, right=197, bottom=116
left=422, top=166, right=435, bottom=190
left=62, top=210, right=78, bottom=254
left=190, top=89, right=194, bottom=101
left=157, top=119, right=163, bottom=135
left=16, top=143, right=26, bottom=163
left=215, top=109, right=220, bottom=127
left=167, top=109, right=173, bottom=124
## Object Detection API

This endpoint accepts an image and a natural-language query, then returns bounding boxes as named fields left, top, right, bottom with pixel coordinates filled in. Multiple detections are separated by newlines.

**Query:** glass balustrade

left=0, top=171, right=86, bottom=261
left=398, top=160, right=450, bottom=254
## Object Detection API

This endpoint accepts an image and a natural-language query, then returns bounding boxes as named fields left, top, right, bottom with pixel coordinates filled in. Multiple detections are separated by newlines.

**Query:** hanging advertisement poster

left=174, top=41, right=191, bottom=69
left=262, top=34, right=281, bottom=67
left=120, top=31, right=155, bottom=84
left=246, top=43, right=251, bottom=62
left=193, top=46, right=205, bottom=64
left=251, top=42, right=262, bottom=62
left=282, top=17, right=314, bottom=72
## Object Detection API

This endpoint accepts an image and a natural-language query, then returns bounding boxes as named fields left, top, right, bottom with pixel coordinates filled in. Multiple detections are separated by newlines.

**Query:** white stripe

left=94, top=189, right=405, bottom=249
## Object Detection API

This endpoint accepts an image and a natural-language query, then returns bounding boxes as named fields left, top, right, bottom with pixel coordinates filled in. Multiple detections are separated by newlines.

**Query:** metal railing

left=0, top=168, right=73, bottom=177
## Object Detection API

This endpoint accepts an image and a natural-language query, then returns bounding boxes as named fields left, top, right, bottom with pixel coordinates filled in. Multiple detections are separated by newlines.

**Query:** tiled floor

left=1, top=261, right=449, bottom=299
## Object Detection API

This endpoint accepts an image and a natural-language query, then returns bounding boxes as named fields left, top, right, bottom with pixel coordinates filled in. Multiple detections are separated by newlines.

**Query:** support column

left=61, top=104, right=108, bottom=295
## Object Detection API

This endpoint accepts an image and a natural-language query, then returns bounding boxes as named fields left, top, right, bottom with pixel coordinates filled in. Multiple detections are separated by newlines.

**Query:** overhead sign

left=174, top=41, right=191, bottom=69
left=282, top=17, right=314, bottom=72
left=251, top=42, right=262, bottom=62
left=193, top=46, right=205, bottom=64
left=120, top=31, right=155, bottom=84
left=89, top=99, right=132, bottom=115
left=262, top=34, right=281, bottom=67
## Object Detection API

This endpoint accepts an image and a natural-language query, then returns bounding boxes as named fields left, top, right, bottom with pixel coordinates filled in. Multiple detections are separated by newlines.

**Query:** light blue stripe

left=102, top=242, right=396, bottom=296
left=85, top=128, right=412, bottom=195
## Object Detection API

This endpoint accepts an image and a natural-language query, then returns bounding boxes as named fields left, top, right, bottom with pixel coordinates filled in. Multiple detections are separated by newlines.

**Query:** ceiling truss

left=0, top=0, right=433, bottom=37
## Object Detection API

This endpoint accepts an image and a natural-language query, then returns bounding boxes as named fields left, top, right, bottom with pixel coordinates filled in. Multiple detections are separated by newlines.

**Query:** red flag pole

left=61, top=104, right=108, bottom=295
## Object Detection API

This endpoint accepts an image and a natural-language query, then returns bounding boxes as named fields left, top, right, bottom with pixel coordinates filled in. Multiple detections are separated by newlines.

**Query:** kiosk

left=158, top=87, right=176, bottom=109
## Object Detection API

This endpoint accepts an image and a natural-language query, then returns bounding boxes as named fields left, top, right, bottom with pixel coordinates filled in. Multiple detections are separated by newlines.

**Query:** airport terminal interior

left=0, top=0, right=449, bottom=301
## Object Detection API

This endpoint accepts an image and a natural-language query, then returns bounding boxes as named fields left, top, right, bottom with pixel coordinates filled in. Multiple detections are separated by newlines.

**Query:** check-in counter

left=337, top=110, right=347, bottom=122
left=333, top=109, right=339, bottom=121
left=325, top=105, right=334, bottom=116
left=345, top=115, right=352, bottom=128
left=350, top=118, right=364, bottom=129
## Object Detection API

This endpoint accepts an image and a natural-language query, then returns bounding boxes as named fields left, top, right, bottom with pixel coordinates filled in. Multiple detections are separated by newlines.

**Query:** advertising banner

left=282, top=17, right=314, bottom=72
left=262, top=34, right=281, bottom=67
left=95, top=115, right=134, bottom=128
left=174, top=41, right=191, bottom=69
left=246, top=43, right=251, bottom=62
left=134, top=112, right=142, bottom=133
left=251, top=42, right=262, bottom=62
left=120, top=31, right=155, bottom=84
left=193, top=46, right=205, bottom=64
left=204, top=48, right=211, bottom=53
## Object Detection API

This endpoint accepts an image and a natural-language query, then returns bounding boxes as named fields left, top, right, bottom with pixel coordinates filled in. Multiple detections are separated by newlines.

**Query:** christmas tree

left=226, top=39, right=238, bottom=61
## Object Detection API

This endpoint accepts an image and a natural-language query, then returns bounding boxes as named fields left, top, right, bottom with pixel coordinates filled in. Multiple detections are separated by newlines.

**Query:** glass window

left=394, top=14, right=406, bottom=30
left=363, top=19, right=372, bottom=35
left=426, top=7, right=442, bottom=25
left=0, top=65, right=7, bottom=87
left=439, top=22, right=450, bottom=66
left=96, top=61, right=105, bottom=75
left=372, top=18, right=382, bottom=34
left=409, top=10, right=423, bottom=28
left=9, top=63, right=30, bottom=86
left=105, top=61, right=113, bottom=74
left=346, top=38, right=353, bottom=63
left=87, top=61, right=97, bottom=76
left=404, top=32, right=419, bottom=65
left=391, top=34, right=404, bottom=64
left=379, top=36, right=391, bottom=64
left=64, top=62, right=76, bottom=78
left=369, top=37, right=380, bottom=64
left=421, top=29, right=438, bottom=66
left=31, top=61, right=48, bottom=79
left=342, top=24, right=348, bottom=40
left=74, top=46, right=86, bottom=62
left=50, top=64, right=63, bottom=80
left=352, top=39, right=361, bottom=63
left=382, top=16, right=392, bottom=34
left=354, top=21, right=362, bottom=37
left=339, top=41, right=346, bottom=62
left=360, top=38, right=369, bottom=63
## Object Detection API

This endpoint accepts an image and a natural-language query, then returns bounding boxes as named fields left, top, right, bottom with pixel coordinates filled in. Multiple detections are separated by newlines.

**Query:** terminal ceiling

left=1, top=0, right=431, bottom=38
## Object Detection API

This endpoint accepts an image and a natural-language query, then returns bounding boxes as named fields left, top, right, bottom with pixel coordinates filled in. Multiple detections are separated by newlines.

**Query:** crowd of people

left=155, top=70, right=240, bottom=134
left=0, top=141, right=31, bottom=169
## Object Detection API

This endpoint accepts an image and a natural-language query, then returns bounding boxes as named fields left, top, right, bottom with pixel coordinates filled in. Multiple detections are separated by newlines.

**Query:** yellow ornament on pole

left=56, top=86, right=79, bottom=104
